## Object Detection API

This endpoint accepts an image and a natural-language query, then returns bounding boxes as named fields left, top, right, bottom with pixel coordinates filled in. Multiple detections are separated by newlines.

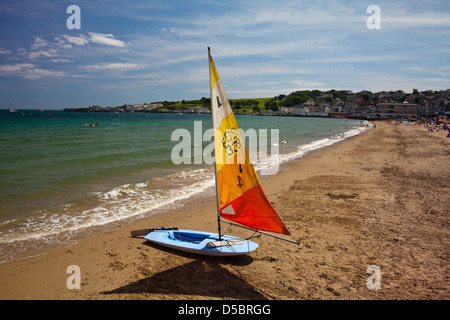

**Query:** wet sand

left=0, top=121, right=449, bottom=300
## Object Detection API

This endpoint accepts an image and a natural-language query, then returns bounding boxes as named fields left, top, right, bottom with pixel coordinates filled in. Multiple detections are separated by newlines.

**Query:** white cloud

left=0, top=63, right=35, bottom=73
left=2, top=0, right=449, bottom=107
left=28, top=49, right=57, bottom=59
left=88, top=32, right=127, bottom=47
left=23, top=68, right=65, bottom=80
left=0, top=48, right=12, bottom=55
left=25, top=36, right=59, bottom=59
left=51, top=59, right=71, bottom=63
left=57, top=33, right=127, bottom=48
left=383, top=12, right=450, bottom=27
left=0, top=31, right=131, bottom=83
left=31, top=36, right=49, bottom=49
left=291, top=79, right=326, bottom=88
left=85, top=62, right=138, bottom=70
left=0, top=63, right=65, bottom=79
left=62, top=35, right=89, bottom=46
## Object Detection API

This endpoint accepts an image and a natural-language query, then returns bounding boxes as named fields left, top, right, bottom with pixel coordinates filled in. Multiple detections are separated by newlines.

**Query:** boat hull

left=144, top=229, right=258, bottom=256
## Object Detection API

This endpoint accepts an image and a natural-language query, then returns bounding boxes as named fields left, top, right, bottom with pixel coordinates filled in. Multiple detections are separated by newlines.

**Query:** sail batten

left=209, top=48, right=290, bottom=236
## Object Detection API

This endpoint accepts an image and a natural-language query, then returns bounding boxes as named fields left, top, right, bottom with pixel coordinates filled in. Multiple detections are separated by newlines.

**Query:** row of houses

left=182, top=106, right=211, bottom=114
left=271, top=89, right=450, bottom=118
left=125, top=103, right=164, bottom=112
left=276, top=99, right=450, bottom=119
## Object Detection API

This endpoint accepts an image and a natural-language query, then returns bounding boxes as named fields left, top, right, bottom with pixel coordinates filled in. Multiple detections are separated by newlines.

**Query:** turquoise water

left=0, top=109, right=365, bottom=263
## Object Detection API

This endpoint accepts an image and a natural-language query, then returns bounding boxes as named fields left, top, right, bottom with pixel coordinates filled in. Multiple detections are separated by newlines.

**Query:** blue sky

left=0, top=0, right=449, bottom=109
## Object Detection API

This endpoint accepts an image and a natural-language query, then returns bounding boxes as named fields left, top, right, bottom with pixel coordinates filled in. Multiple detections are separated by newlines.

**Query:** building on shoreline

left=377, top=102, right=418, bottom=117
left=63, top=89, right=450, bottom=120
left=184, top=106, right=210, bottom=114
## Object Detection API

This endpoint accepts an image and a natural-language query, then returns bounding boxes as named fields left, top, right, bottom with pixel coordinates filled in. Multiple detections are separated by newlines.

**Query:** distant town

left=64, top=88, right=450, bottom=120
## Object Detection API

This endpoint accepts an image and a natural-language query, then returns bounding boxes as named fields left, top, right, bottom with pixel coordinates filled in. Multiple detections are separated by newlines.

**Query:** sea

left=0, top=109, right=368, bottom=263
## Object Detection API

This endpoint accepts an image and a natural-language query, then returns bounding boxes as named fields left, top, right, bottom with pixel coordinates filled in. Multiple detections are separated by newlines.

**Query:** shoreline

left=0, top=119, right=365, bottom=265
left=0, top=121, right=449, bottom=299
left=61, top=107, right=404, bottom=121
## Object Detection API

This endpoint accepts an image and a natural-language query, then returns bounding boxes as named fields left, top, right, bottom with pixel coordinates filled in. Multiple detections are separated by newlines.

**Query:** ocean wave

left=254, top=124, right=369, bottom=174
left=0, top=169, right=215, bottom=245
left=0, top=123, right=368, bottom=262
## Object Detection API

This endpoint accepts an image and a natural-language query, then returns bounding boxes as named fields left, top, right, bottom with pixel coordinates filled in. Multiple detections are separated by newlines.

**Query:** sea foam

left=0, top=122, right=368, bottom=263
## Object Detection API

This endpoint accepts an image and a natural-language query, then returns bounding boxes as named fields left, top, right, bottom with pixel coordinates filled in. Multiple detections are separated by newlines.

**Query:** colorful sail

left=208, top=49, right=290, bottom=235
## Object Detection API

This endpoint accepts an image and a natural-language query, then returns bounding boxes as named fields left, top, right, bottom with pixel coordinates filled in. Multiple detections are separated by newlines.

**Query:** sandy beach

left=0, top=121, right=448, bottom=300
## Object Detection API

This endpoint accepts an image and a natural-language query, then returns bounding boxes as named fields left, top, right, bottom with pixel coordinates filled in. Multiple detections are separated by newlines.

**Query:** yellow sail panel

left=209, top=54, right=220, bottom=89
left=209, top=49, right=290, bottom=235
left=217, top=151, right=260, bottom=207
left=214, top=113, right=246, bottom=171
left=209, top=53, right=232, bottom=130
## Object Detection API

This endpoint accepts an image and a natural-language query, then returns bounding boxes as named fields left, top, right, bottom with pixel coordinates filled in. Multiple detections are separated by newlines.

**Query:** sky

left=0, top=0, right=449, bottom=109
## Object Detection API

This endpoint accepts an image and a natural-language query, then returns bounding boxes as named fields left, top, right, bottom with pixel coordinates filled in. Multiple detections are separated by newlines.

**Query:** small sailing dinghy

left=131, top=48, right=298, bottom=256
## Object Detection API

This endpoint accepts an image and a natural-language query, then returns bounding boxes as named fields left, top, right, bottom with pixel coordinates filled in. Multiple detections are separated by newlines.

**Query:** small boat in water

left=85, top=123, right=100, bottom=127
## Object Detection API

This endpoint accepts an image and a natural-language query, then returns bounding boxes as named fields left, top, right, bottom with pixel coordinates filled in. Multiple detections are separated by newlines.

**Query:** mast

left=208, top=47, right=222, bottom=240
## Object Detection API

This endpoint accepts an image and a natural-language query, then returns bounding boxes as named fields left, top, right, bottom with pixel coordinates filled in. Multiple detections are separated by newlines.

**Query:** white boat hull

left=144, top=229, right=258, bottom=256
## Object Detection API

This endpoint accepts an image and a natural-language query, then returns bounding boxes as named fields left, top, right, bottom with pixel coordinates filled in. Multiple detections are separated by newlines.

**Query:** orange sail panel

left=209, top=50, right=290, bottom=235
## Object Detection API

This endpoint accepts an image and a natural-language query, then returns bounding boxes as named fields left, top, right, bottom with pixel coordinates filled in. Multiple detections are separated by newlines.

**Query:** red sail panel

left=217, top=156, right=290, bottom=235
left=220, top=185, right=290, bottom=235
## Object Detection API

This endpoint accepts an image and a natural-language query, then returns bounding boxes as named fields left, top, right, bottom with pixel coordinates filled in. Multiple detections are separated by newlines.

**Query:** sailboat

left=131, top=48, right=298, bottom=256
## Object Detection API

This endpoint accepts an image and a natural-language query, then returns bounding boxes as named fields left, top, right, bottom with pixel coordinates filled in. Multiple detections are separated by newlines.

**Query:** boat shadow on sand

left=102, top=240, right=267, bottom=299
